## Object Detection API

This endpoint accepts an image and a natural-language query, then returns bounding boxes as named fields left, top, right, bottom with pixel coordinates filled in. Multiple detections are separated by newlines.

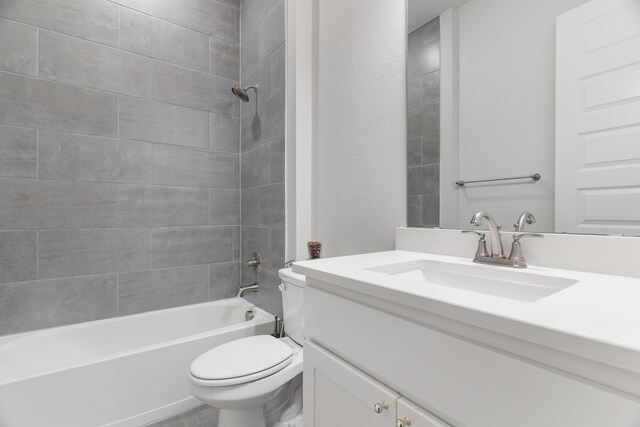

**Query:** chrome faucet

left=509, top=233, right=543, bottom=268
left=514, top=212, right=536, bottom=232
left=470, top=211, right=504, bottom=258
left=461, top=230, right=489, bottom=262
left=236, top=282, right=259, bottom=298
left=245, top=252, right=262, bottom=269
left=237, top=252, right=262, bottom=298
left=464, top=212, right=543, bottom=268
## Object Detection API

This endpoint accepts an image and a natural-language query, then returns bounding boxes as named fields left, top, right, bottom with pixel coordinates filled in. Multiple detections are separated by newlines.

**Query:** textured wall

left=239, top=0, right=286, bottom=317
left=315, top=0, right=407, bottom=257
left=0, top=0, right=244, bottom=336
left=407, top=18, right=441, bottom=228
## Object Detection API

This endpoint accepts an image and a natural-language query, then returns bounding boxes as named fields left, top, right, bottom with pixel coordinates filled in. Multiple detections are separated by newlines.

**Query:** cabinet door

left=397, top=398, right=452, bottom=427
left=304, top=341, right=399, bottom=427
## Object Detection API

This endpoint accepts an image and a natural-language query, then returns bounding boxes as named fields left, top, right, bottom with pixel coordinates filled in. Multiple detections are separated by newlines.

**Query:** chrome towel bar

left=456, top=173, right=541, bottom=187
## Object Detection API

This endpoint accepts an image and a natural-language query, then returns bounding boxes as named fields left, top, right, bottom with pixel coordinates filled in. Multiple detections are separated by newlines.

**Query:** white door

left=555, top=0, right=640, bottom=235
left=303, top=341, right=399, bottom=427
left=397, top=398, right=453, bottom=427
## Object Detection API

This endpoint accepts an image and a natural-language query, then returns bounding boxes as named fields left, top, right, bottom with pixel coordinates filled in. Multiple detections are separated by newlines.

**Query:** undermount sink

left=367, top=259, right=579, bottom=302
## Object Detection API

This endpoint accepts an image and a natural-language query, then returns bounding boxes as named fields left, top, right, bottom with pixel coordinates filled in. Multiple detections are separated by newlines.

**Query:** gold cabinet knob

left=397, top=417, right=411, bottom=427
left=373, top=401, right=389, bottom=414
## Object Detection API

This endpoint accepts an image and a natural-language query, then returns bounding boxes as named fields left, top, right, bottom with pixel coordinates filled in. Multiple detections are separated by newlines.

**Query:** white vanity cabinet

left=302, top=283, right=640, bottom=427
left=304, top=340, right=451, bottom=427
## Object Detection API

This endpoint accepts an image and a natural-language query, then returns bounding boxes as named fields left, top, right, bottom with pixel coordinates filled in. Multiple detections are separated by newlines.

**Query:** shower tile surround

left=0, top=0, right=289, bottom=337
left=239, top=0, right=286, bottom=318
left=407, top=18, right=441, bottom=228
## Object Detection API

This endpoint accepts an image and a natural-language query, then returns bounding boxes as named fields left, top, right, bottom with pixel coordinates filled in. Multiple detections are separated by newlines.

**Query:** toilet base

left=219, top=406, right=266, bottom=427
left=272, top=412, right=303, bottom=427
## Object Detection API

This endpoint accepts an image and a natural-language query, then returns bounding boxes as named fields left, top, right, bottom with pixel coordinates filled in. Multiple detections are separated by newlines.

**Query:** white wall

left=408, top=0, right=471, bottom=31
left=288, top=0, right=316, bottom=262
left=313, top=0, right=407, bottom=257
left=443, top=0, right=590, bottom=232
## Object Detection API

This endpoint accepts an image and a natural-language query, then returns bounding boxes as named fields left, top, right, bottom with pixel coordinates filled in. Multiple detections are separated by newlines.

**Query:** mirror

left=407, top=0, right=640, bottom=236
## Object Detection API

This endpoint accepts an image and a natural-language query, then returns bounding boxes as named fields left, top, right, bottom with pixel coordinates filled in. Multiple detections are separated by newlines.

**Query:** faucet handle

left=462, top=230, right=489, bottom=260
left=512, top=233, right=543, bottom=242
left=509, top=233, right=543, bottom=268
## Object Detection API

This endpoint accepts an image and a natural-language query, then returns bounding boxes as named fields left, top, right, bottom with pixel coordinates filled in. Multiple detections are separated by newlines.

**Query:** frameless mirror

left=407, top=0, right=640, bottom=236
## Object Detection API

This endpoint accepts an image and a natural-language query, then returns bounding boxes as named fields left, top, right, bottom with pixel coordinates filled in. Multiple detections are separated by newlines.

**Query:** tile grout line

left=207, top=186, right=211, bottom=227
left=115, top=273, right=120, bottom=317
left=148, top=226, right=153, bottom=287
left=0, top=60, right=242, bottom=117
left=118, top=6, right=121, bottom=49
left=0, top=225, right=242, bottom=233
left=35, top=229, right=39, bottom=280
left=0, top=121, right=241, bottom=155
left=0, top=175, right=241, bottom=191
left=36, top=27, right=39, bottom=77
left=23, top=263, right=237, bottom=285
left=37, top=24, right=237, bottom=78
left=0, top=6, right=240, bottom=51
left=238, top=2, right=244, bottom=273
left=116, top=96, right=120, bottom=138
left=34, top=127, right=39, bottom=281
left=35, top=129, right=39, bottom=180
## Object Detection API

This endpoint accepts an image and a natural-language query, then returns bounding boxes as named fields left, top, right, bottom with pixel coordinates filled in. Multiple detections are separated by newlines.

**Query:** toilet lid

left=190, top=335, right=294, bottom=384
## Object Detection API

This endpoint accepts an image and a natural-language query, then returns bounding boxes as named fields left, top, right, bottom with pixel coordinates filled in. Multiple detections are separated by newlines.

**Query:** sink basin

left=367, top=259, right=579, bottom=302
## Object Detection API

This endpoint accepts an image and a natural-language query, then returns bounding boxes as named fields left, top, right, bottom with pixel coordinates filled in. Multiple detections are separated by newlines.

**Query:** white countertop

left=294, top=250, right=640, bottom=377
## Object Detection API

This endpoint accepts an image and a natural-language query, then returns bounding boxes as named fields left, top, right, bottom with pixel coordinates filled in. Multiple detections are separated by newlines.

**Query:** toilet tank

left=278, top=268, right=305, bottom=346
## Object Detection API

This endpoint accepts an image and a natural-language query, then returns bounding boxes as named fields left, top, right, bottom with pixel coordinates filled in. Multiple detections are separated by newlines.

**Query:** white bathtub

left=0, top=298, right=274, bottom=427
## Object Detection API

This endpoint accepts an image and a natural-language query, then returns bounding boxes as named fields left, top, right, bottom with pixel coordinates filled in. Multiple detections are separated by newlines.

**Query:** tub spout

left=237, top=283, right=259, bottom=298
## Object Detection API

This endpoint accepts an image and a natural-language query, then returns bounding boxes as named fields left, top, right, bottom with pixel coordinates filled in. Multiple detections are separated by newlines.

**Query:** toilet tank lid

left=279, top=268, right=305, bottom=288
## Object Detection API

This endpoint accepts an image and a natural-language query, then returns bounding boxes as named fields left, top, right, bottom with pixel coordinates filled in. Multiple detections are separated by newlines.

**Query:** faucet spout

left=514, top=212, right=536, bottom=232
left=470, top=211, right=504, bottom=258
left=236, top=282, right=259, bottom=298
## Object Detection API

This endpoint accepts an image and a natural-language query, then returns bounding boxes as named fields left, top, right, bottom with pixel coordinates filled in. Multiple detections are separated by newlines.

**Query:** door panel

left=555, top=0, right=640, bottom=234
left=303, top=341, right=399, bottom=427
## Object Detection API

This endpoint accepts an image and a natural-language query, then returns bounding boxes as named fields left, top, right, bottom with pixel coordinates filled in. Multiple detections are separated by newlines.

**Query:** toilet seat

left=190, top=335, right=294, bottom=386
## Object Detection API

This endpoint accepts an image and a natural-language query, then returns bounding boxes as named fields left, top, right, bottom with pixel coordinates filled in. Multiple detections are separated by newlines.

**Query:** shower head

left=231, top=85, right=258, bottom=102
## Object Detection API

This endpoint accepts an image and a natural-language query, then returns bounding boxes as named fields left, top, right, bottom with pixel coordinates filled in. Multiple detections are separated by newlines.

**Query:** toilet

left=189, top=268, right=305, bottom=427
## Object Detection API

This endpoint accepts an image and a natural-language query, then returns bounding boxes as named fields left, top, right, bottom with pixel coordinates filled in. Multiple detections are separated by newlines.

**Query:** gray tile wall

left=407, top=18, right=441, bottom=228
left=0, top=0, right=245, bottom=336
left=240, top=0, right=286, bottom=317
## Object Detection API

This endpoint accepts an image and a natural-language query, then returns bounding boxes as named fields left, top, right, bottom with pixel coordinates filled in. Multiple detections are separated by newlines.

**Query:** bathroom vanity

left=294, top=229, right=640, bottom=427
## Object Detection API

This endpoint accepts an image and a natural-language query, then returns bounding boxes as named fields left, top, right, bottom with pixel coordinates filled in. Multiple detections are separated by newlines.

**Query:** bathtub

left=0, top=298, right=274, bottom=427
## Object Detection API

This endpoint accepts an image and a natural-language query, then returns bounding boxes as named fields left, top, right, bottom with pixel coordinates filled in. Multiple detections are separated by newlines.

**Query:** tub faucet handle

left=245, top=252, right=262, bottom=269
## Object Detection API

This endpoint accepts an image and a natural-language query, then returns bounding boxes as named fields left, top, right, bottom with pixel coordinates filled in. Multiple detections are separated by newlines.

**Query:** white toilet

left=189, top=268, right=305, bottom=427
